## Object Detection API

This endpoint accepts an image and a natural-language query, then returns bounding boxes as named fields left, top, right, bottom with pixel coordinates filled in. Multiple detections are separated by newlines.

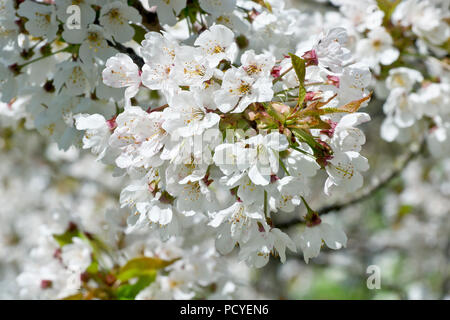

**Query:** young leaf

left=53, top=229, right=80, bottom=247
left=376, top=0, right=402, bottom=25
left=288, top=53, right=307, bottom=106
left=86, top=260, right=99, bottom=274
left=117, top=257, right=179, bottom=281
left=292, top=128, right=321, bottom=149
left=338, top=93, right=372, bottom=113
left=131, top=24, right=147, bottom=44
left=116, top=275, right=156, bottom=300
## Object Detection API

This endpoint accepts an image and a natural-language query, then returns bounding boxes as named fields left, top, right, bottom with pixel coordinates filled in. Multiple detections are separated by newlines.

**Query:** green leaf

left=298, top=85, right=306, bottom=107
left=131, top=24, right=147, bottom=44
left=397, top=204, right=413, bottom=219
left=117, top=257, right=178, bottom=281
left=116, top=275, right=156, bottom=300
left=53, top=229, right=80, bottom=247
left=292, top=128, right=320, bottom=149
left=338, top=92, right=372, bottom=113
left=376, top=0, right=402, bottom=25
left=86, top=260, right=99, bottom=274
left=440, top=38, right=450, bottom=55
left=288, top=53, right=306, bottom=106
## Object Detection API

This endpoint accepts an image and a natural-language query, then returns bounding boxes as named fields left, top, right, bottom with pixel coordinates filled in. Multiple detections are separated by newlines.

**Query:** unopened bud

left=327, top=75, right=340, bottom=88
left=271, top=65, right=282, bottom=78
left=271, top=103, right=290, bottom=115
left=106, top=116, right=117, bottom=131
left=301, top=197, right=322, bottom=227
left=104, top=274, right=116, bottom=286
left=245, top=109, right=257, bottom=121
left=40, top=280, right=53, bottom=289
left=302, top=50, right=318, bottom=67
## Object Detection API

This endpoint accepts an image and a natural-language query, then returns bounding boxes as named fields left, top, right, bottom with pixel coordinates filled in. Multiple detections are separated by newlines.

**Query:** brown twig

left=277, top=140, right=426, bottom=229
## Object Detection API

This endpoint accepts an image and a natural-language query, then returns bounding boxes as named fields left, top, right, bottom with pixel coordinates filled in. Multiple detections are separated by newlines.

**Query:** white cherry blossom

left=194, top=24, right=238, bottom=68
left=214, top=67, right=273, bottom=113
left=299, top=222, right=347, bottom=263
left=99, top=1, right=142, bottom=43
left=17, top=1, right=58, bottom=41
left=103, top=53, right=142, bottom=107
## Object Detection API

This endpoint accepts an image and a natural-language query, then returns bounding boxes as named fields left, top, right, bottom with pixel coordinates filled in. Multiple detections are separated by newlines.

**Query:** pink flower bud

left=305, top=91, right=318, bottom=101
left=327, top=75, right=340, bottom=88
left=106, top=116, right=117, bottom=131
left=302, top=50, right=318, bottom=66
left=320, top=120, right=338, bottom=138
left=40, top=280, right=52, bottom=289
left=271, top=65, right=282, bottom=78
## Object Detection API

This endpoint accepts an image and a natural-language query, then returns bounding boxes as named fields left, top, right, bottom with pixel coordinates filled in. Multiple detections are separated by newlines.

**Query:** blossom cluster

left=0, top=132, right=236, bottom=299
left=88, top=18, right=375, bottom=267
left=326, top=0, right=450, bottom=155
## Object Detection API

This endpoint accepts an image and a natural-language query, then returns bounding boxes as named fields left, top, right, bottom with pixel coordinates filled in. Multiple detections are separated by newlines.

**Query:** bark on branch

left=108, top=41, right=145, bottom=68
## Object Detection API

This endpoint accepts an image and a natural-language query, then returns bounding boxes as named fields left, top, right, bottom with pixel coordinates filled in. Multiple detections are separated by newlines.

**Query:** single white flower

left=356, top=27, right=399, bottom=72
left=53, top=61, right=94, bottom=96
left=240, top=50, right=276, bottom=80
left=172, top=46, right=213, bottom=86
left=17, top=1, right=58, bottom=41
left=338, top=64, right=372, bottom=105
left=313, top=27, right=352, bottom=73
left=324, top=151, right=369, bottom=195
left=199, top=0, right=236, bottom=16
left=386, top=67, right=424, bottom=92
left=109, top=107, right=168, bottom=169
left=140, top=32, right=179, bottom=92
left=270, top=176, right=304, bottom=213
left=208, top=202, right=263, bottom=254
left=243, top=133, right=289, bottom=186
left=162, top=91, right=220, bottom=138
left=284, top=144, right=320, bottom=180
left=99, top=1, right=142, bottom=43
left=103, top=53, right=141, bottom=108
left=149, top=0, right=187, bottom=26
left=78, top=25, right=117, bottom=65
left=214, top=67, right=273, bottom=113
left=239, top=226, right=297, bottom=267
left=74, top=113, right=111, bottom=160
left=383, top=88, right=417, bottom=128
left=166, top=179, right=211, bottom=216
left=330, top=112, right=371, bottom=152
left=299, top=222, right=347, bottom=263
left=194, top=24, right=238, bottom=68
left=61, top=238, right=92, bottom=273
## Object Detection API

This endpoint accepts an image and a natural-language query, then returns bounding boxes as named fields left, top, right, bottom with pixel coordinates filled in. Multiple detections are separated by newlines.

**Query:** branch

left=277, top=140, right=426, bottom=229
left=108, top=41, right=144, bottom=68
left=106, top=0, right=161, bottom=69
